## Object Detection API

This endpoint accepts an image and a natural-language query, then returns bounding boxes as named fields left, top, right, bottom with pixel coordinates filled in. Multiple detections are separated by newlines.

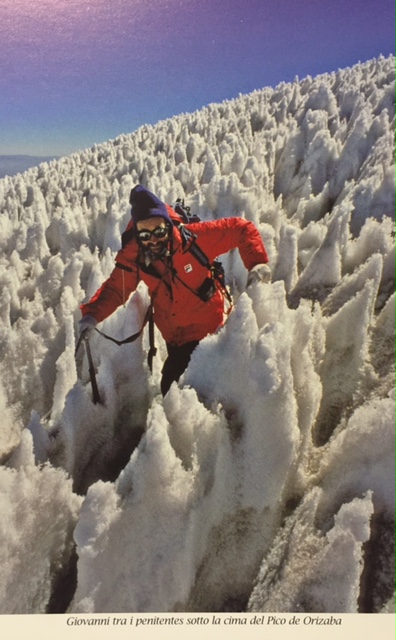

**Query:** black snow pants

left=161, top=340, right=199, bottom=396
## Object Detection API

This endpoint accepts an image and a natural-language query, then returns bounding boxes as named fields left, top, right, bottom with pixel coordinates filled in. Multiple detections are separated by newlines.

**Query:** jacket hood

left=129, top=185, right=173, bottom=226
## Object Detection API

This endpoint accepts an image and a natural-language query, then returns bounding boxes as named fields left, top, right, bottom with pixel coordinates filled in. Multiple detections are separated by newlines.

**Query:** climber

left=78, top=185, right=270, bottom=396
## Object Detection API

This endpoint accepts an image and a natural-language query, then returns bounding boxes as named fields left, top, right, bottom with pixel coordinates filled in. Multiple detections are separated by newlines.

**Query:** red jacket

left=81, top=212, right=268, bottom=346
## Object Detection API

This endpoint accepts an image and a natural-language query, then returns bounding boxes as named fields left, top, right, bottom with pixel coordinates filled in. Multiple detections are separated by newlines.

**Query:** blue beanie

left=129, top=185, right=172, bottom=226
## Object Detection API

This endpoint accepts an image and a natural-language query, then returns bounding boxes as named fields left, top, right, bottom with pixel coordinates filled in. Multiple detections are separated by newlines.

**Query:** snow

left=0, top=56, right=394, bottom=615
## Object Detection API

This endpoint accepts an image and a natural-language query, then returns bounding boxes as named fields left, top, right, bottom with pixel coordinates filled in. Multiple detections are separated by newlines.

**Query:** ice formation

left=0, top=56, right=394, bottom=614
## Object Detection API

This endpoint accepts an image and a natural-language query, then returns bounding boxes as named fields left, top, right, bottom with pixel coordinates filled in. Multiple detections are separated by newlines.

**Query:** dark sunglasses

left=136, top=224, right=170, bottom=242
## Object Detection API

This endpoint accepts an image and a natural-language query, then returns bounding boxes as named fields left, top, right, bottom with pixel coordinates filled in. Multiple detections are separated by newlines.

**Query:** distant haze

left=0, top=155, right=59, bottom=179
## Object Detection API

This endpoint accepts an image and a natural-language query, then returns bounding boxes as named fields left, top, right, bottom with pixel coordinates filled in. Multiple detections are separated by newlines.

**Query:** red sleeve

left=80, top=263, right=139, bottom=322
left=187, top=218, right=269, bottom=270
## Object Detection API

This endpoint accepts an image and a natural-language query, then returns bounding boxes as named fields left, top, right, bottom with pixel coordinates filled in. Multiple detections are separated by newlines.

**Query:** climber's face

left=136, top=216, right=171, bottom=256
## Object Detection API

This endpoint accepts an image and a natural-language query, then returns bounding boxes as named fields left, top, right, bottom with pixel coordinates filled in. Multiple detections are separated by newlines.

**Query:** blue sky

left=0, top=0, right=394, bottom=157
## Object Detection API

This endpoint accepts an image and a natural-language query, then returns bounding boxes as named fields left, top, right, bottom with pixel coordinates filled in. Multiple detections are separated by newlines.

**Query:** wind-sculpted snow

left=0, top=56, right=394, bottom=614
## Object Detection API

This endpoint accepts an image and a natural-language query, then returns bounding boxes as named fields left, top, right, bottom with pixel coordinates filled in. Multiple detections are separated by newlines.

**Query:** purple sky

left=0, top=0, right=394, bottom=156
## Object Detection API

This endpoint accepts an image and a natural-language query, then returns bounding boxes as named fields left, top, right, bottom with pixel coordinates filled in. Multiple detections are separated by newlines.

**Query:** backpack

left=173, top=198, right=201, bottom=223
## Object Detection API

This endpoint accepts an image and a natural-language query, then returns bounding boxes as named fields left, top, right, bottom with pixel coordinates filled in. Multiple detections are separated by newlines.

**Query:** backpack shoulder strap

left=178, top=225, right=233, bottom=306
left=178, top=225, right=211, bottom=269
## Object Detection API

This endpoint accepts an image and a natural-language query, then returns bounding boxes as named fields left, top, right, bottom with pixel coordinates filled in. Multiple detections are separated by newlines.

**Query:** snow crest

left=0, top=56, right=394, bottom=614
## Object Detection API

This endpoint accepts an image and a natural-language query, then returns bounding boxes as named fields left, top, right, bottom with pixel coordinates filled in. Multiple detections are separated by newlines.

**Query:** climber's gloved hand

left=247, top=263, right=271, bottom=286
left=78, top=315, right=98, bottom=338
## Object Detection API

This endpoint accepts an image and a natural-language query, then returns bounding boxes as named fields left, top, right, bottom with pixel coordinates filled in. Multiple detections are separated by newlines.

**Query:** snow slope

left=0, top=56, right=394, bottom=614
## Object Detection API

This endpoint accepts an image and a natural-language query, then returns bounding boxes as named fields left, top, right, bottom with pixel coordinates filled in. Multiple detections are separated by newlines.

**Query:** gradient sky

left=0, top=0, right=394, bottom=156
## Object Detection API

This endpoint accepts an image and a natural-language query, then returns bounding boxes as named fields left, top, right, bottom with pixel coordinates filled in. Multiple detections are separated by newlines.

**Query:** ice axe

left=75, top=331, right=102, bottom=405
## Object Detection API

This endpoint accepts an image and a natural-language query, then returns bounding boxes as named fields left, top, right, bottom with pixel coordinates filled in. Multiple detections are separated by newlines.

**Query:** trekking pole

left=84, top=337, right=102, bottom=405
left=75, top=332, right=102, bottom=405
left=74, top=330, right=85, bottom=358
